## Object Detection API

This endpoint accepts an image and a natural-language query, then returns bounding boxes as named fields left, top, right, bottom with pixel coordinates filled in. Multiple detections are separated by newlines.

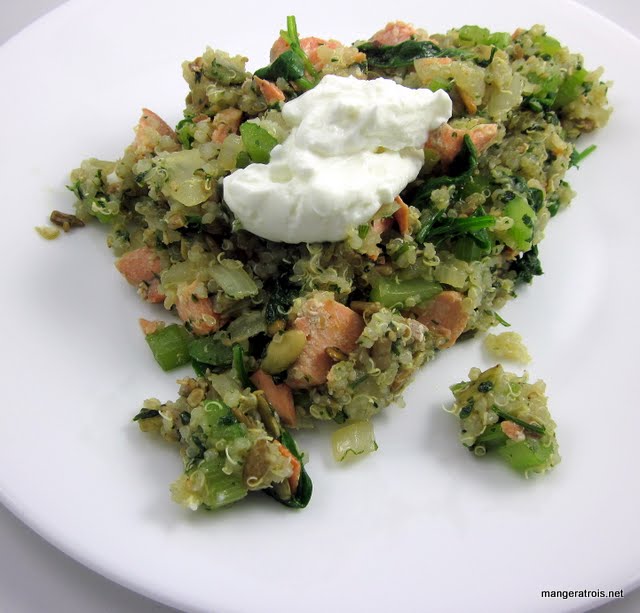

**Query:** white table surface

left=1, top=2, right=638, bottom=612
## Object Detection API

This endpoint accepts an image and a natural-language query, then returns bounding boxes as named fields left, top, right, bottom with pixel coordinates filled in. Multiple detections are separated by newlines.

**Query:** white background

left=0, top=1, right=637, bottom=612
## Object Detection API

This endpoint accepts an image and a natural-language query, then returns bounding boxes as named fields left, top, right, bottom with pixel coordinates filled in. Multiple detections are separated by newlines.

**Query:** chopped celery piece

left=199, top=400, right=246, bottom=442
left=496, top=195, right=536, bottom=251
left=498, top=439, right=553, bottom=472
left=370, top=276, right=441, bottom=308
left=145, top=324, right=192, bottom=371
left=240, top=123, right=278, bottom=164
left=533, top=34, right=561, bottom=56
left=172, top=455, right=248, bottom=510
left=458, top=26, right=510, bottom=48
left=332, top=420, right=378, bottom=462
left=188, top=337, right=233, bottom=367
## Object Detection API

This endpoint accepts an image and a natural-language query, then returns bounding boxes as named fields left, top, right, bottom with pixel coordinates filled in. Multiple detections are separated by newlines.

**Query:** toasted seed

left=349, top=301, right=382, bottom=314
left=50, top=210, right=85, bottom=231
left=231, top=406, right=255, bottom=428
left=267, top=319, right=286, bottom=336
left=326, top=346, right=348, bottom=362
left=255, top=392, right=281, bottom=438
left=186, top=388, right=205, bottom=407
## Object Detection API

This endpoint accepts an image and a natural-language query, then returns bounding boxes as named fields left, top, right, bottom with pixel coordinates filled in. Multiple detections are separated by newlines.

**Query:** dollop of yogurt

left=223, top=75, right=452, bottom=243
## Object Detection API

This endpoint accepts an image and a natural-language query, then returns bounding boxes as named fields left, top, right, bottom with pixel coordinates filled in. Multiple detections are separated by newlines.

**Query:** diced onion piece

left=332, top=420, right=378, bottom=462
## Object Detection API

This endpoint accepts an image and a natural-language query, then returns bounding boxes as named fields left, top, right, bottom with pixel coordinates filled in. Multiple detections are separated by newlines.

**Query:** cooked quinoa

left=67, top=19, right=609, bottom=510
left=448, top=365, right=560, bottom=475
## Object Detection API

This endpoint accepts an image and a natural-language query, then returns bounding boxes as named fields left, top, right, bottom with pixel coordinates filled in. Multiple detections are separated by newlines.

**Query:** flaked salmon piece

left=211, top=107, right=242, bottom=144
left=417, top=57, right=453, bottom=66
left=132, top=108, right=177, bottom=157
left=501, top=420, right=526, bottom=442
left=175, top=281, right=224, bottom=336
left=372, top=216, right=393, bottom=235
left=146, top=278, right=166, bottom=304
left=426, top=123, right=499, bottom=166
left=251, top=369, right=297, bottom=427
left=255, top=77, right=285, bottom=105
left=287, top=298, right=364, bottom=389
left=277, top=442, right=301, bottom=494
left=115, top=247, right=162, bottom=285
left=270, top=35, right=342, bottom=70
left=138, top=318, right=164, bottom=336
left=416, top=291, right=469, bottom=349
left=393, top=195, right=410, bottom=235
left=370, top=21, right=416, bottom=46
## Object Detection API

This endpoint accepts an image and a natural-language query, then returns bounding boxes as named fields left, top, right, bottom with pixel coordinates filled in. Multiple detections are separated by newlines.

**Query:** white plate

left=0, top=1, right=638, bottom=611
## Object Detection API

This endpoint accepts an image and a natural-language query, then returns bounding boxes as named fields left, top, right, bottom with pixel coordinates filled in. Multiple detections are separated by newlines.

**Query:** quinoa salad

left=58, top=17, right=611, bottom=510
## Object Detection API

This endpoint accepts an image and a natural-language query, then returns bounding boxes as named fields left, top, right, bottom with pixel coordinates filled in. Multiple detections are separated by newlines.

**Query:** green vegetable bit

left=145, top=324, right=192, bottom=371
left=240, top=123, right=278, bottom=164
left=570, top=144, right=597, bottom=167
left=232, top=344, right=252, bottom=389
left=188, top=337, right=233, bottom=367
left=495, top=195, right=537, bottom=252
left=448, top=365, right=560, bottom=475
left=370, top=276, right=442, bottom=308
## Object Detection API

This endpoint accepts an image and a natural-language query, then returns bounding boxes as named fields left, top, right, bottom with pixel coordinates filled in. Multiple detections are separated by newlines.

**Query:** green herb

left=188, top=337, right=234, bottom=367
left=180, top=411, right=191, bottom=425
left=491, top=406, right=546, bottom=435
left=459, top=403, right=473, bottom=419
left=351, top=374, right=369, bottom=388
left=133, top=408, right=160, bottom=421
left=492, top=311, right=511, bottom=327
left=510, top=245, right=543, bottom=284
left=358, top=39, right=472, bottom=69
left=254, top=49, right=306, bottom=82
left=145, top=324, right=192, bottom=371
left=478, top=381, right=493, bottom=393
left=357, top=224, right=370, bottom=239
left=175, top=116, right=195, bottom=149
left=66, top=180, right=85, bottom=200
left=265, top=273, right=298, bottom=325
left=232, top=344, right=252, bottom=389
left=391, top=242, right=411, bottom=261
left=553, top=68, right=587, bottom=109
left=254, top=16, right=318, bottom=90
left=418, top=207, right=495, bottom=261
left=415, top=210, right=444, bottom=244
left=570, top=144, right=597, bottom=167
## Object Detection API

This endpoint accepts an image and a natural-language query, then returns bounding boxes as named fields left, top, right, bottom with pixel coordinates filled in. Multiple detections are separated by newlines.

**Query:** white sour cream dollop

left=223, top=75, right=452, bottom=243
